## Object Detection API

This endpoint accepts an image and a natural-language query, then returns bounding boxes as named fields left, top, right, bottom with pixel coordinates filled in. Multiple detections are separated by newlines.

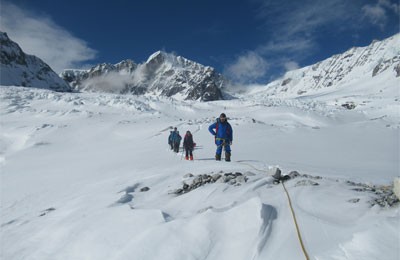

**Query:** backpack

left=176, top=132, right=182, bottom=142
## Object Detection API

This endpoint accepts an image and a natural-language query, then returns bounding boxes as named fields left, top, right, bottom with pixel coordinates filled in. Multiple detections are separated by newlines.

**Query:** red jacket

left=183, top=133, right=194, bottom=150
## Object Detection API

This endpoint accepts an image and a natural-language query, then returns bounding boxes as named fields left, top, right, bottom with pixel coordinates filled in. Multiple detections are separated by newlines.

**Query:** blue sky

left=1, top=0, right=399, bottom=84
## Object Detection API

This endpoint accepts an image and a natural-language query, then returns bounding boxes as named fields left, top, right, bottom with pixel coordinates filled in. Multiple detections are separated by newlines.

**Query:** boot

left=215, top=154, right=221, bottom=161
left=225, top=152, right=231, bottom=162
left=190, top=155, right=193, bottom=160
left=185, top=156, right=189, bottom=160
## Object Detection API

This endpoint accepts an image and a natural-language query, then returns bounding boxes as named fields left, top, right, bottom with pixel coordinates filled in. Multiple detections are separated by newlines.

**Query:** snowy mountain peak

left=146, top=50, right=167, bottom=64
left=115, top=59, right=137, bottom=73
left=0, top=31, right=71, bottom=92
left=145, top=50, right=205, bottom=71
left=0, top=31, right=7, bottom=41
left=61, top=51, right=225, bottom=101
left=252, top=33, right=400, bottom=98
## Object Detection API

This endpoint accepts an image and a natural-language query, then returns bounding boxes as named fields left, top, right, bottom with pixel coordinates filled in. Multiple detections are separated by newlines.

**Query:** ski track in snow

left=0, top=85, right=399, bottom=260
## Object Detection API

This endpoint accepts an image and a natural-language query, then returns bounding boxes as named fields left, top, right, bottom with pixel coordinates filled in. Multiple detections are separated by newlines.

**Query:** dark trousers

left=185, top=149, right=193, bottom=157
left=173, top=142, right=180, bottom=153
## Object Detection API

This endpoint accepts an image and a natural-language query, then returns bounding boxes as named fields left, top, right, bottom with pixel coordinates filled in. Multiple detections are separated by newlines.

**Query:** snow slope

left=245, top=33, right=399, bottom=99
left=0, top=83, right=399, bottom=260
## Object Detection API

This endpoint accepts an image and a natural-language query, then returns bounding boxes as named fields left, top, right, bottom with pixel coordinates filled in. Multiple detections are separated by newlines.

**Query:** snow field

left=0, top=86, right=399, bottom=260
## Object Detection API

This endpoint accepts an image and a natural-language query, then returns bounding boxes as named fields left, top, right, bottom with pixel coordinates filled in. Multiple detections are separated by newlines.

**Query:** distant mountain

left=0, top=31, right=71, bottom=92
left=251, top=33, right=400, bottom=98
left=61, top=51, right=225, bottom=101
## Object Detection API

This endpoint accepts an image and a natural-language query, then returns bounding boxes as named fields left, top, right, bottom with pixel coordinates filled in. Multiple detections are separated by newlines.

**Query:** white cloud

left=362, top=4, right=387, bottom=29
left=81, top=72, right=132, bottom=93
left=378, top=0, right=400, bottom=14
left=283, top=61, right=300, bottom=72
left=225, top=0, right=355, bottom=83
left=0, top=2, right=97, bottom=73
left=224, top=51, right=269, bottom=83
left=257, top=37, right=315, bottom=57
left=362, top=0, right=399, bottom=29
left=226, top=0, right=398, bottom=84
left=256, top=0, right=353, bottom=52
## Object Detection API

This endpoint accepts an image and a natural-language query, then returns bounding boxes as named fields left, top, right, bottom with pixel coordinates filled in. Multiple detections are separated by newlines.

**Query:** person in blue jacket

left=173, top=130, right=182, bottom=153
left=208, top=113, right=233, bottom=161
left=168, top=130, right=174, bottom=150
left=168, top=127, right=182, bottom=153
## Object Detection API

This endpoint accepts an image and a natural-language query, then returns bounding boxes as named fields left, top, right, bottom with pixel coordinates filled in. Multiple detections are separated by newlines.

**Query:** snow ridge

left=251, top=33, right=400, bottom=98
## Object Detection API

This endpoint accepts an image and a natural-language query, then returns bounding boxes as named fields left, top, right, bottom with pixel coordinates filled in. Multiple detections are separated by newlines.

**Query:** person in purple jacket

left=208, top=113, right=233, bottom=161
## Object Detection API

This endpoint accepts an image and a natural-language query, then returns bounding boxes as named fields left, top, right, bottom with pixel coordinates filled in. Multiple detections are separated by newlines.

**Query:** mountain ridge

left=61, top=51, right=225, bottom=101
left=250, top=33, right=400, bottom=98
left=1, top=31, right=399, bottom=103
left=0, top=31, right=71, bottom=92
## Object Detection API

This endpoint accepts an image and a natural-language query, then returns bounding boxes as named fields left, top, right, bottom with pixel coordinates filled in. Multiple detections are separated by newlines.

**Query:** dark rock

left=341, top=102, right=356, bottom=110
left=39, top=207, right=56, bottom=217
left=140, top=187, right=150, bottom=192
left=281, top=78, right=292, bottom=86
left=289, top=171, right=300, bottom=178
left=212, top=174, right=222, bottom=182
left=295, top=180, right=319, bottom=187
left=346, top=181, right=400, bottom=208
left=175, top=171, right=249, bottom=195
left=395, top=64, right=400, bottom=77
left=175, top=189, right=184, bottom=194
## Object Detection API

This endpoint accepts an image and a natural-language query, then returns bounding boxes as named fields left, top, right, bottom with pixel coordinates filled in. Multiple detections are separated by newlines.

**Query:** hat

left=220, top=113, right=226, bottom=118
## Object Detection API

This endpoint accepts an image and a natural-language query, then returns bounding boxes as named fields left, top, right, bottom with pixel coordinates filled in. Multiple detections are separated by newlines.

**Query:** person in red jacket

left=183, top=130, right=195, bottom=160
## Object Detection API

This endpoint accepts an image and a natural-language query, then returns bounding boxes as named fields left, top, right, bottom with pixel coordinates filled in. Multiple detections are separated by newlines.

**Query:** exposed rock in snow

left=173, top=172, right=248, bottom=194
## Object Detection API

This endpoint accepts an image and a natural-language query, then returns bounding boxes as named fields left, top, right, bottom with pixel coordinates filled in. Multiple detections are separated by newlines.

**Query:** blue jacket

left=208, top=119, right=233, bottom=142
left=169, top=130, right=182, bottom=143
left=168, top=131, right=173, bottom=144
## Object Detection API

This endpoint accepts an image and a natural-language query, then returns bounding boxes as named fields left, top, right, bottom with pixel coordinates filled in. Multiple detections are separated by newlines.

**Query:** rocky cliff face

left=0, top=32, right=71, bottom=92
left=261, top=34, right=400, bottom=97
left=61, top=51, right=225, bottom=101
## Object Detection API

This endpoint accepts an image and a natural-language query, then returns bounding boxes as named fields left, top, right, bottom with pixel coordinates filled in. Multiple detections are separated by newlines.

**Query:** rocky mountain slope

left=2, top=30, right=398, bottom=102
left=61, top=51, right=225, bottom=101
left=251, top=33, right=400, bottom=98
left=0, top=32, right=71, bottom=92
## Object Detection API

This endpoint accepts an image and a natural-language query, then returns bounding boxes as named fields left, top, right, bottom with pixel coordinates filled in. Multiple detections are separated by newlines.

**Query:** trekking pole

left=222, top=140, right=226, bottom=160
left=181, top=147, right=185, bottom=160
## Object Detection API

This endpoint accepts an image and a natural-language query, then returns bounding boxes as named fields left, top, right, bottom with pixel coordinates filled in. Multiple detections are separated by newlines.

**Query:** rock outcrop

left=0, top=31, right=71, bottom=92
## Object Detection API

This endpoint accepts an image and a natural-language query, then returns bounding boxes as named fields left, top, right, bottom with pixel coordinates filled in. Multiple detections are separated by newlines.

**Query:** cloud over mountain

left=0, top=2, right=97, bottom=73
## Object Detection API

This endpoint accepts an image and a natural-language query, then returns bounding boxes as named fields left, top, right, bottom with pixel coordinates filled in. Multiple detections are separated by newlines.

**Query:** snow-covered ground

left=1, top=82, right=399, bottom=260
